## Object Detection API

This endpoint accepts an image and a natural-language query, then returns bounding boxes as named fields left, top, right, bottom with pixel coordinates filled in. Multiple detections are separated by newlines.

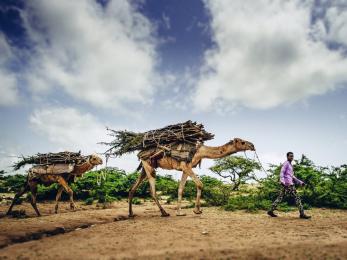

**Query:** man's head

left=286, top=152, right=294, bottom=162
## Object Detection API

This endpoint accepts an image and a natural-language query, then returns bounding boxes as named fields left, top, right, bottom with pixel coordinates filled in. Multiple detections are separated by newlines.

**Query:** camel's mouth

left=249, top=143, right=255, bottom=151
left=93, top=159, right=103, bottom=165
left=89, top=157, right=103, bottom=166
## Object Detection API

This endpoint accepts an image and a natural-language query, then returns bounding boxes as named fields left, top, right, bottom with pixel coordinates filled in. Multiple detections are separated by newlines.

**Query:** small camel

left=7, top=154, right=103, bottom=216
left=129, top=138, right=255, bottom=217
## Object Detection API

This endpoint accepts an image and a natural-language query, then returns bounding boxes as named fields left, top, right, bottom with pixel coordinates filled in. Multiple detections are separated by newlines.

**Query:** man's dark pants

left=270, top=184, right=304, bottom=215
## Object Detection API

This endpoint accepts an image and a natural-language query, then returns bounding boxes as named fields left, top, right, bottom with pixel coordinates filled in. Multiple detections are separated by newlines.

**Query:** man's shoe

left=267, top=211, right=278, bottom=217
left=300, top=214, right=311, bottom=219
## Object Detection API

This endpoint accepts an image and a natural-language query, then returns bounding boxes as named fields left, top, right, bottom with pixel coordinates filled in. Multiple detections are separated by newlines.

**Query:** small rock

left=201, top=230, right=209, bottom=235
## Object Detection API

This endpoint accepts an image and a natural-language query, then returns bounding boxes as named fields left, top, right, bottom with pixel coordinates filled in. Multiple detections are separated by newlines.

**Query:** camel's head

left=88, top=153, right=103, bottom=166
left=233, top=138, right=255, bottom=151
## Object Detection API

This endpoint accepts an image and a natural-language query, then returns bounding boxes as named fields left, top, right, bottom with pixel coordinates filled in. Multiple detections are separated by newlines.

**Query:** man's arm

left=280, top=162, right=288, bottom=185
left=293, top=175, right=304, bottom=185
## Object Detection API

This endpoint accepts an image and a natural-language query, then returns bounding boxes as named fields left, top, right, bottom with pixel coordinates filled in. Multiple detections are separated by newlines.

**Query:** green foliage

left=0, top=155, right=346, bottom=212
left=84, top=197, right=94, bottom=205
left=132, top=197, right=142, bottom=205
left=228, top=155, right=347, bottom=211
left=156, top=175, right=179, bottom=198
left=224, top=195, right=272, bottom=212
left=73, top=168, right=149, bottom=202
left=210, top=156, right=260, bottom=190
left=200, top=176, right=229, bottom=206
left=1, top=174, right=27, bottom=193
left=293, top=157, right=347, bottom=209
left=36, top=183, right=59, bottom=200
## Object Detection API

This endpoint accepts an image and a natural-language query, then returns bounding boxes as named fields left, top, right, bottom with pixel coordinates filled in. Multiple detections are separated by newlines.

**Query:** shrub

left=132, top=197, right=142, bottom=205
left=1, top=155, right=346, bottom=212
left=84, top=197, right=94, bottom=205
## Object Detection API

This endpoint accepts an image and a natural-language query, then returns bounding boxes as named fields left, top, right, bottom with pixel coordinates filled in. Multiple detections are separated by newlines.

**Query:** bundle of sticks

left=13, top=151, right=86, bottom=170
left=102, top=120, right=214, bottom=157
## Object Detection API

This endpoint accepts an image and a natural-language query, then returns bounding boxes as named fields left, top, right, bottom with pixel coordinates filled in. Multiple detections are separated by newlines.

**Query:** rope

left=243, top=151, right=249, bottom=160
left=254, top=150, right=269, bottom=177
left=244, top=150, right=269, bottom=178
left=102, top=155, right=108, bottom=181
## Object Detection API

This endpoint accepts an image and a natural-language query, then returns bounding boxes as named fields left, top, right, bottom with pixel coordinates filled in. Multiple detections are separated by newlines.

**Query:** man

left=267, top=152, right=311, bottom=219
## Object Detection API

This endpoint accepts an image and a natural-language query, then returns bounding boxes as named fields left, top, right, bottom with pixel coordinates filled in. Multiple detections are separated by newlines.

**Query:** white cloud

left=29, top=107, right=106, bottom=154
left=0, top=71, right=18, bottom=106
left=194, top=0, right=347, bottom=111
left=15, top=0, right=159, bottom=111
left=0, top=34, right=19, bottom=106
left=162, top=13, right=171, bottom=29
left=325, top=5, right=347, bottom=46
left=0, top=148, right=19, bottom=173
left=29, top=106, right=147, bottom=172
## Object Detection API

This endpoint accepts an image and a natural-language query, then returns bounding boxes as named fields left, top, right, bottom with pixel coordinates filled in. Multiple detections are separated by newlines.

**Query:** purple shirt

left=280, top=161, right=303, bottom=186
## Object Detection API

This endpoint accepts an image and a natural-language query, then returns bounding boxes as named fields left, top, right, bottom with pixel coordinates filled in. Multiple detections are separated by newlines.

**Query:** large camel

left=129, top=138, right=255, bottom=217
left=7, top=154, right=103, bottom=216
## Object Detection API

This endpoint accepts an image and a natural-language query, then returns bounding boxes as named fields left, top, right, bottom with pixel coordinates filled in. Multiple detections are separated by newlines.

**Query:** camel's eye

left=241, top=142, right=245, bottom=145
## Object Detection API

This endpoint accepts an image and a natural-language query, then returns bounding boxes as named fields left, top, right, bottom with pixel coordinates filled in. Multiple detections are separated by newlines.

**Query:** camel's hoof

left=193, top=209, right=203, bottom=214
left=161, top=212, right=170, bottom=217
left=176, top=212, right=186, bottom=216
left=128, top=214, right=136, bottom=218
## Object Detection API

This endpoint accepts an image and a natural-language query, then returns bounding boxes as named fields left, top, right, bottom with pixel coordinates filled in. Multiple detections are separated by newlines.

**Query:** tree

left=210, top=156, right=261, bottom=190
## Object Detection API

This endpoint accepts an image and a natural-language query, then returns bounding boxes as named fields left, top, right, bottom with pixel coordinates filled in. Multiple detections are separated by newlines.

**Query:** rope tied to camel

left=97, top=155, right=108, bottom=186
left=254, top=151, right=269, bottom=177
left=243, top=150, right=270, bottom=182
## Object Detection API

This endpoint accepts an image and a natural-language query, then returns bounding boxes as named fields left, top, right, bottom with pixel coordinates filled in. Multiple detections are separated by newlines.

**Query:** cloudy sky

left=0, top=0, right=346, bottom=177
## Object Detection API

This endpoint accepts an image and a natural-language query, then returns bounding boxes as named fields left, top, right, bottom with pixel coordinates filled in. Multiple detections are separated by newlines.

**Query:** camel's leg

left=186, top=169, right=203, bottom=214
left=57, top=177, right=76, bottom=211
left=128, top=170, right=146, bottom=217
left=143, top=161, right=169, bottom=217
left=54, top=186, right=64, bottom=214
left=6, top=184, right=29, bottom=215
left=176, top=172, right=188, bottom=216
left=29, top=182, right=41, bottom=216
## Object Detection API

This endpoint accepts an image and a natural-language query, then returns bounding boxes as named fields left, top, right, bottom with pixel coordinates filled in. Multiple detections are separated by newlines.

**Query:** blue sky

left=0, top=0, right=346, bottom=178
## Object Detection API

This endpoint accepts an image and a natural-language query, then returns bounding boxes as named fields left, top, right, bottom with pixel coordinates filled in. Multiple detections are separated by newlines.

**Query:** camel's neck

left=73, top=160, right=94, bottom=174
left=198, top=143, right=239, bottom=160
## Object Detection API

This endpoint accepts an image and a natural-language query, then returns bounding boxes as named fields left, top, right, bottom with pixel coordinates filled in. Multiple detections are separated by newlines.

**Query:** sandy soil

left=0, top=200, right=346, bottom=260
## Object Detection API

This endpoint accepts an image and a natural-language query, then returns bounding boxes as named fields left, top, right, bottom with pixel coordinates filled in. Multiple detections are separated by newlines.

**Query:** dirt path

left=0, top=201, right=346, bottom=259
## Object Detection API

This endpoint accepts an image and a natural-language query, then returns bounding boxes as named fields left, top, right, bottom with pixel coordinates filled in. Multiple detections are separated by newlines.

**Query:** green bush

left=2, top=174, right=27, bottom=193
left=36, top=183, right=59, bottom=200
left=257, top=156, right=347, bottom=210
left=84, top=197, right=94, bottom=205
left=0, top=154, right=346, bottom=212
left=132, top=197, right=142, bottom=205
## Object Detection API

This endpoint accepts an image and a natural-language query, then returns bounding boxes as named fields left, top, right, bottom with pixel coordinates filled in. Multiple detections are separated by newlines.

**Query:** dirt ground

left=0, top=200, right=346, bottom=260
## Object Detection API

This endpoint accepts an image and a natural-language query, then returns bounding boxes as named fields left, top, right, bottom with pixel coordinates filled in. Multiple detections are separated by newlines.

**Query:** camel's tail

left=136, top=162, right=143, bottom=172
